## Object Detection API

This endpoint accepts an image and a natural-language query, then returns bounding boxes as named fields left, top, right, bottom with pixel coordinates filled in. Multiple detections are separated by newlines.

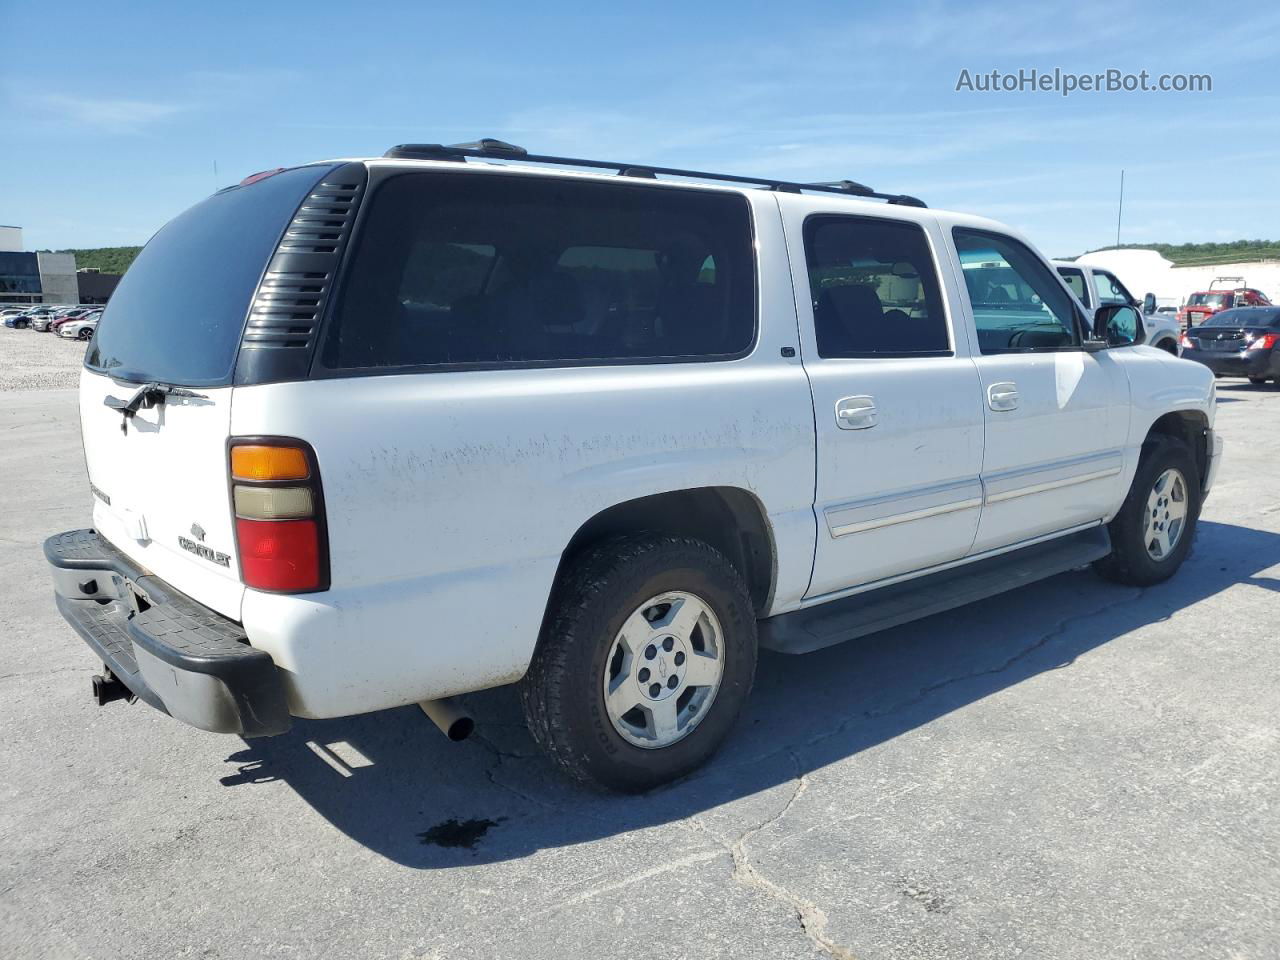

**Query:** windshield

left=85, top=164, right=333, bottom=387
left=1188, top=292, right=1234, bottom=308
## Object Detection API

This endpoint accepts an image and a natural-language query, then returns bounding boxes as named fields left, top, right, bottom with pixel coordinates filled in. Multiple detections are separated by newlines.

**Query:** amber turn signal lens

left=231, top=445, right=309, bottom=482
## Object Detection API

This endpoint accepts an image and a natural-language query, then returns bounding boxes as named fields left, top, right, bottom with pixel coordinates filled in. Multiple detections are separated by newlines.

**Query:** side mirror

left=1142, top=292, right=1157, bottom=314
left=1094, top=304, right=1145, bottom=347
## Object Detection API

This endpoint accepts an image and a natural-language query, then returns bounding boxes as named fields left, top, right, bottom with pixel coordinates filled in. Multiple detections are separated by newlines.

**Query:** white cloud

left=34, top=93, right=186, bottom=133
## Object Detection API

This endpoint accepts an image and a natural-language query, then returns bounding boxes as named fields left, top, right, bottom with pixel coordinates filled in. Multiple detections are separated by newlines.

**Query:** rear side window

left=86, top=165, right=331, bottom=386
left=803, top=215, right=949, bottom=357
left=322, top=173, right=755, bottom=370
left=1057, top=267, right=1088, bottom=305
left=954, top=228, right=1080, bottom=354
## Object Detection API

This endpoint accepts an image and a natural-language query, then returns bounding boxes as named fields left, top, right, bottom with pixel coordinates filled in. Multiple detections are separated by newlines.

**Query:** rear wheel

left=1249, top=376, right=1268, bottom=385
left=1094, top=435, right=1200, bottom=586
left=1156, top=338, right=1178, bottom=355
left=520, top=534, right=757, bottom=792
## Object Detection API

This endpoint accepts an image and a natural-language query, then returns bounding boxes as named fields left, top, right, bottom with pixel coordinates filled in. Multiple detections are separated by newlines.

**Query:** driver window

left=953, top=229, right=1079, bottom=354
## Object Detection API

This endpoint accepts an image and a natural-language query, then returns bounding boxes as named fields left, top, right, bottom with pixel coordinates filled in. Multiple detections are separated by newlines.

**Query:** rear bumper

left=45, top=529, right=290, bottom=737
left=1183, top=348, right=1275, bottom=378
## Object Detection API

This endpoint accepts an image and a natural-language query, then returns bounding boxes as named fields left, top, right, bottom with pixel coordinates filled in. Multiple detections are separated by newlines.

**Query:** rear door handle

left=835, top=395, right=877, bottom=430
left=987, top=382, right=1019, bottom=412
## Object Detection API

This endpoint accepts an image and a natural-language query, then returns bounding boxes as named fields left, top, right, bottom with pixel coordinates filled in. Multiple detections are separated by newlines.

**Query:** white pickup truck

left=46, top=141, right=1221, bottom=791
left=1052, top=260, right=1181, bottom=354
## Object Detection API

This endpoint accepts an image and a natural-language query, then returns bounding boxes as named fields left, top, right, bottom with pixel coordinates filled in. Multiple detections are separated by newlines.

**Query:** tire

left=520, top=534, right=757, bottom=792
left=1157, top=339, right=1178, bottom=355
left=1249, top=376, right=1268, bottom=385
left=78, top=328, right=93, bottom=341
left=1094, top=435, right=1200, bottom=586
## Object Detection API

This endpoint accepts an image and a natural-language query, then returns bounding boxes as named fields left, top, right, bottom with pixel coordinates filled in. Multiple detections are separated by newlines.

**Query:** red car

left=49, top=308, right=97, bottom=332
left=1178, top=278, right=1271, bottom=329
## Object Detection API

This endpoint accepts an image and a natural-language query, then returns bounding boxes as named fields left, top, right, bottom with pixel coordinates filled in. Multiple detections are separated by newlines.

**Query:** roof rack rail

left=381, top=140, right=926, bottom=208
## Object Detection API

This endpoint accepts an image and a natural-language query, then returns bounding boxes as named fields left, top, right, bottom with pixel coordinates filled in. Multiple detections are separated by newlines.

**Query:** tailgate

left=80, top=368, right=245, bottom=620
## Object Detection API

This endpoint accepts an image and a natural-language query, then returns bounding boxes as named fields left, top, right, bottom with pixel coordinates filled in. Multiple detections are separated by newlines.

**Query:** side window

left=1057, top=267, right=1089, bottom=306
left=803, top=215, right=949, bottom=357
left=1092, top=270, right=1131, bottom=306
left=953, top=229, right=1080, bottom=354
left=401, top=241, right=496, bottom=311
left=324, top=173, right=755, bottom=369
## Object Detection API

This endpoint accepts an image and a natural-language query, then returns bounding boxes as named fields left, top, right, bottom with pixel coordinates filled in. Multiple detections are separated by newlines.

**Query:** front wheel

left=1094, top=435, right=1200, bottom=586
left=520, top=534, right=757, bottom=792
left=1249, top=376, right=1268, bottom=385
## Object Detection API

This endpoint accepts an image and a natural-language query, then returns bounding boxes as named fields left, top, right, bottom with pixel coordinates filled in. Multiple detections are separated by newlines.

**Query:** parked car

left=44, top=142, right=1221, bottom=791
left=1052, top=260, right=1180, bottom=354
left=1177, top=278, right=1271, bottom=330
left=6, top=306, right=54, bottom=329
left=42, top=307, right=95, bottom=332
left=1179, top=306, right=1280, bottom=384
left=56, top=314, right=100, bottom=340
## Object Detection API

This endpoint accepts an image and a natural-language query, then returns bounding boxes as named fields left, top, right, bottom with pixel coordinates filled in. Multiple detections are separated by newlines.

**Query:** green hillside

left=51, top=247, right=142, bottom=275
left=1068, top=240, right=1280, bottom=266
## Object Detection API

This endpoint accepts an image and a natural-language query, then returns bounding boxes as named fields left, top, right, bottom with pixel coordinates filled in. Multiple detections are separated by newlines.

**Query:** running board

left=759, top=527, right=1112, bottom=655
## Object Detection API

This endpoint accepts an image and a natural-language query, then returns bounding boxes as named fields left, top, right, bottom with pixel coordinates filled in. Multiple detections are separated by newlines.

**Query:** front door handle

left=987, top=382, right=1019, bottom=412
left=835, top=395, right=877, bottom=430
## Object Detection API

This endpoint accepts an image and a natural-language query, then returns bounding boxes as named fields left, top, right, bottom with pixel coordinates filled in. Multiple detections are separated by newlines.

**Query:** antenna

left=1115, top=169, right=1124, bottom=247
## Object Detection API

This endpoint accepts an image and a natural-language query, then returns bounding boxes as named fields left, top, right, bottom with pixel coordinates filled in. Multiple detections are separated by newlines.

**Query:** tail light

left=229, top=439, right=328, bottom=592
left=1247, top=333, right=1278, bottom=351
left=1179, top=333, right=1193, bottom=349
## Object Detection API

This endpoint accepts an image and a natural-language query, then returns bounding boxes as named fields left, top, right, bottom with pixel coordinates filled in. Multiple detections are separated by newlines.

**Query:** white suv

left=46, top=141, right=1221, bottom=791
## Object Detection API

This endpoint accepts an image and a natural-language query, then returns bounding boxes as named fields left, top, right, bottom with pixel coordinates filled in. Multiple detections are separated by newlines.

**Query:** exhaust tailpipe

left=92, top=671, right=134, bottom=706
left=419, top=697, right=474, bottom=741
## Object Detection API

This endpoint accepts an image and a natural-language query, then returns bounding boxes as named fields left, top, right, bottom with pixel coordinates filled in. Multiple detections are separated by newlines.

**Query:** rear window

left=1188, top=292, right=1234, bottom=308
left=321, top=172, right=755, bottom=370
left=1201, top=308, right=1280, bottom=327
left=86, top=165, right=332, bottom=386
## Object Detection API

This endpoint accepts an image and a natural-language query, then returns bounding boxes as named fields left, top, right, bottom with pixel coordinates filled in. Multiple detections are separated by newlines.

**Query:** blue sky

left=2, top=0, right=1277, bottom=257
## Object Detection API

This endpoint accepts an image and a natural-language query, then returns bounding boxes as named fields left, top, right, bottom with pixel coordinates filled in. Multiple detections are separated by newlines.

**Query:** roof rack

left=382, top=139, right=926, bottom=208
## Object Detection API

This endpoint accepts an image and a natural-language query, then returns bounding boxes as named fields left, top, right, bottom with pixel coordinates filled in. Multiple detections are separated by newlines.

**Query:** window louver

left=242, top=168, right=366, bottom=352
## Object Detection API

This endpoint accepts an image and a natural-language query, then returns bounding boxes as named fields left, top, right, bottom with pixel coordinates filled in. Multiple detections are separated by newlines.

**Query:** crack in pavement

left=670, top=585, right=1156, bottom=959
left=688, top=749, right=861, bottom=960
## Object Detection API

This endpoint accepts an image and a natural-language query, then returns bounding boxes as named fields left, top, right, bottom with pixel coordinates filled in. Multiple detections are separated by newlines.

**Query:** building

left=0, top=227, right=80, bottom=306
left=77, top=268, right=122, bottom=304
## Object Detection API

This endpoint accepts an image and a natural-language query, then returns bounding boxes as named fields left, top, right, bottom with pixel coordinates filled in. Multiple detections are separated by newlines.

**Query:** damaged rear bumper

left=45, top=529, right=290, bottom=737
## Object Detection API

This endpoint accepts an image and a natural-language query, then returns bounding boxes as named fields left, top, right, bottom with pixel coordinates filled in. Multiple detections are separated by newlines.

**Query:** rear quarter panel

left=231, top=192, right=818, bottom=717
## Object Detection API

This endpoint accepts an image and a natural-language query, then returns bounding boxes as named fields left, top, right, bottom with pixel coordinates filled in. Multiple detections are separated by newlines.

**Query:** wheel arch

left=550, top=487, right=778, bottom=620
left=1144, top=409, right=1209, bottom=482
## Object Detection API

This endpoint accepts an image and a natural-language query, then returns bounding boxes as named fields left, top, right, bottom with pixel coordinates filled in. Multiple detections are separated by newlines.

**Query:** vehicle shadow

left=220, top=520, right=1280, bottom=868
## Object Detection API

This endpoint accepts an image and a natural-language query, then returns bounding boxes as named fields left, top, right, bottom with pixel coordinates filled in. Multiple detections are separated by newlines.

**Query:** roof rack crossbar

left=381, top=141, right=926, bottom=207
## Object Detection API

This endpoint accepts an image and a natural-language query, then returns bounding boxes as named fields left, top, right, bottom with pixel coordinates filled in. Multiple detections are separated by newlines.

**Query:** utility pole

left=1115, top=169, right=1124, bottom=248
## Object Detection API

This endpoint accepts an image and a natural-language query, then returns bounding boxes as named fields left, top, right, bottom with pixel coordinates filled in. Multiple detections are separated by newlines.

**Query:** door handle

left=987, top=382, right=1019, bottom=412
left=835, top=396, right=877, bottom=430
